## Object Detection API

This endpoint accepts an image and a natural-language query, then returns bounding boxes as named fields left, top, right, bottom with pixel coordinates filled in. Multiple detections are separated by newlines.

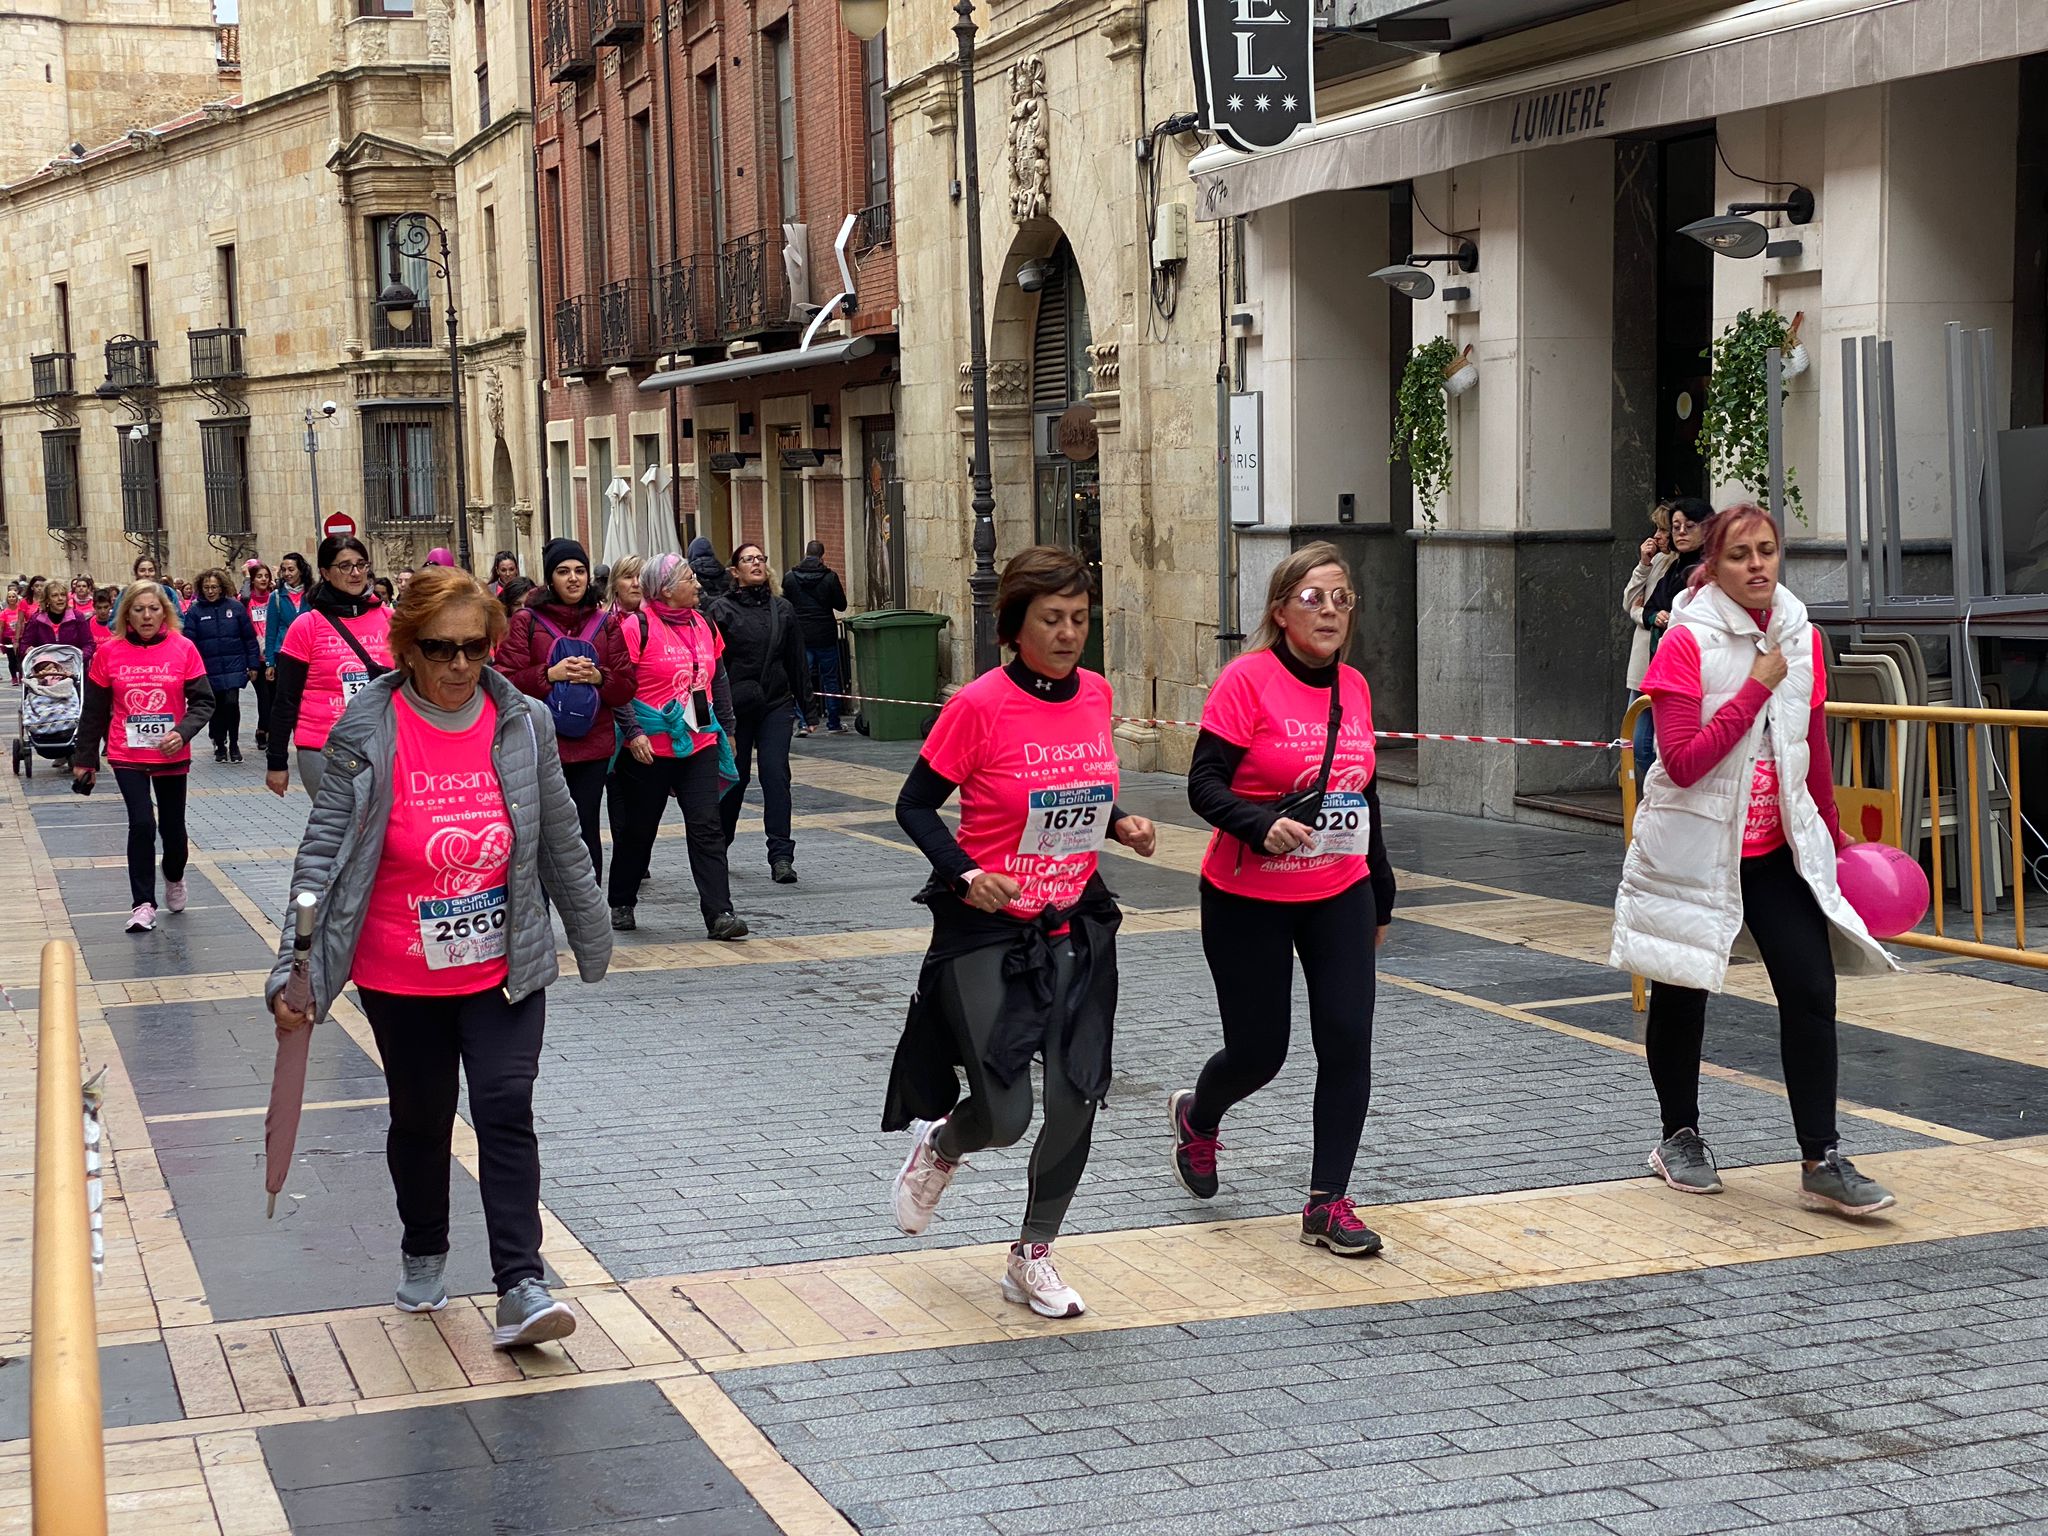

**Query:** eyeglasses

left=416, top=636, right=491, bottom=662
left=1291, top=586, right=1356, bottom=613
left=329, top=560, right=369, bottom=575
left=736, top=554, right=768, bottom=566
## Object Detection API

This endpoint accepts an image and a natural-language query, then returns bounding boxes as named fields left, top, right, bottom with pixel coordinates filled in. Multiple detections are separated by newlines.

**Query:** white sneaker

left=1002, top=1242, right=1086, bottom=1319
left=891, top=1117, right=962, bottom=1236
left=164, top=879, right=187, bottom=914
left=126, top=903, right=156, bottom=933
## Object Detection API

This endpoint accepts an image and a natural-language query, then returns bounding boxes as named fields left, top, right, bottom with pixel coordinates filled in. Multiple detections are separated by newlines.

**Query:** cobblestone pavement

left=4, top=730, right=2048, bottom=1534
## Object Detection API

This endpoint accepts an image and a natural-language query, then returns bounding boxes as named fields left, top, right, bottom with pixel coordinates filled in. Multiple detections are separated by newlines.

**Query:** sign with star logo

left=1188, top=0, right=1315, bottom=153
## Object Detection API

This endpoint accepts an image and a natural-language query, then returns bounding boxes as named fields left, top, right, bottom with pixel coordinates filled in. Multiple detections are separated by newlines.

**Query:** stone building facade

left=0, top=0, right=512, bottom=585
left=531, top=0, right=898, bottom=590
left=887, top=1, right=1222, bottom=770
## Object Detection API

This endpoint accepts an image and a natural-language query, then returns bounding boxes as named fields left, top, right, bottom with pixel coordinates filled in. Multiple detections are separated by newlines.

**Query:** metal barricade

left=31, top=940, right=107, bottom=1535
left=1618, top=696, right=2048, bottom=1010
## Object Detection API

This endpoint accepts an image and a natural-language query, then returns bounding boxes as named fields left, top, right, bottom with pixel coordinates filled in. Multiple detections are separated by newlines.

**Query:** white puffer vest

left=1609, top=581, right=1895, bottom=992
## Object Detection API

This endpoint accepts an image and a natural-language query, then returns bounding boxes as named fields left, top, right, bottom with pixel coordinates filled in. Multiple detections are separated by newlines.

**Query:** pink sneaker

left=164, top=879, right=187, bottom=914
left=126, top=903, right=156, bottom=933
left=891, top=1118, right=962, bottom=1235
left=1002, top=1242, right=1085, bottom=1318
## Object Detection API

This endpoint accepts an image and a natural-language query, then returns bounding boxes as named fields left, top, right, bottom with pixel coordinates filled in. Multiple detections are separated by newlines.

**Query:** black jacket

left=266, top=582, right=387, bottom=772
left=782, top=557, right=848, bottom=648
left=1641, top=550, right=1703, bottom=646
left=708, top=582, right=811, bottom=716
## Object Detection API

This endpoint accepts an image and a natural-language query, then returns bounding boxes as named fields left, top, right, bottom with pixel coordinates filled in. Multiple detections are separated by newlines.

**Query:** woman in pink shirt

left=266, top=535, right=391, bottom=801
left=1170, top=541, right=1396, bottom=1260
left=885, top=547, right=1158, bottom=1320
left=246, top=562, right=275, bottom=751
left=73, top=584, right=215, bottom=932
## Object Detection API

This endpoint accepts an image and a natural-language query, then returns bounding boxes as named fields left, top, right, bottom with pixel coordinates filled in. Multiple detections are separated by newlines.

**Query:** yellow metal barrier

left=1618, top=695, right=2048, bottom=1005
left=31, top=940, right=107, bottom=1536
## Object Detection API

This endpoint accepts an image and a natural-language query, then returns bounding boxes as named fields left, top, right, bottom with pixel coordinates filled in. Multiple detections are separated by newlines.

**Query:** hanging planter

left=1781, top=310, right=1810, bottom=378
left=1392, top=336, right=1462, bottom=524
left=1442, top=343, right=1479, bottom=398
left=1695, top=307, right=1806, bottom=525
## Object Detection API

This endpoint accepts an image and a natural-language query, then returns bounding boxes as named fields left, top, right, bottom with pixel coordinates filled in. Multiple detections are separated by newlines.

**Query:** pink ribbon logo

left=123, top=686, right=168, bottom=714
left=424, top=823, right=512, bottom=897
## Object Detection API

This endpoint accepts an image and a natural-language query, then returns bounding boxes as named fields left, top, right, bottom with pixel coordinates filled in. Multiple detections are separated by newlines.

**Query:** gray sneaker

left=1800, top=1149, right=1896, bottom=1217
left=394, top=1251, right=449, bottom=1313
left=491, top=1278, right=578, bottom=1349
left=1648, top=1128, right=1724, bottom=1194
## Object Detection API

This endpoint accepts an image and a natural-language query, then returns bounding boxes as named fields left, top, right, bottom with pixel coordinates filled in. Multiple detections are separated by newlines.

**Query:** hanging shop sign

left=1188, top=0, right=1314, bottom=154
left=1057, top=403, right=1099, bottom=463
left=1228, top=391, right=1263, bottom=527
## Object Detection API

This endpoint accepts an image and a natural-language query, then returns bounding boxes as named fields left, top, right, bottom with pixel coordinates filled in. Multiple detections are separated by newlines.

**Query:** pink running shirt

left=920, top=667, right=1120, bottom=919
left=1197, top=649, right=1378, bottom=903
left=280, top=606, right=392, bottom=750
left=354, top=693, right=512, bottom=995
left=90, top=632, right=207, bottom=771
left=621, top=607, right=723, bottom=757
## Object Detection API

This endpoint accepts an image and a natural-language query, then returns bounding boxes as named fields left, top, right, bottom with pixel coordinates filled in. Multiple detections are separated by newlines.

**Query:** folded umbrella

left=264, top=893, right=319, bottom=1218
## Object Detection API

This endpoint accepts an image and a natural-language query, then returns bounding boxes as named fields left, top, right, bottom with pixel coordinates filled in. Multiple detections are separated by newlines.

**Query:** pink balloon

left=1836, top=842, right=1930, bottom=939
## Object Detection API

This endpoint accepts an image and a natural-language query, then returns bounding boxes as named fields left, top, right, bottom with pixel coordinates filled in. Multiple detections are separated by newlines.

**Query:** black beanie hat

left=542, top=538, right=589, bottom=582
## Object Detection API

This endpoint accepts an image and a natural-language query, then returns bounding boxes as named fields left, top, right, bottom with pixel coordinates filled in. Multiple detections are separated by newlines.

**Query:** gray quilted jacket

left=264, top=667, right=611, bottom=1016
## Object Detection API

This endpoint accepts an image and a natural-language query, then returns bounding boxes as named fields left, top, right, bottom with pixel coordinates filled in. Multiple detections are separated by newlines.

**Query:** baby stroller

left=14, top=643, right=84, bottom=777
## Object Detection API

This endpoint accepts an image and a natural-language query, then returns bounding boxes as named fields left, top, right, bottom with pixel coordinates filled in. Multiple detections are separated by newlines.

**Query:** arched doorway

left=1027, top=239, right=1103, bottom=674
left=491, top=436, right=517, bottom=556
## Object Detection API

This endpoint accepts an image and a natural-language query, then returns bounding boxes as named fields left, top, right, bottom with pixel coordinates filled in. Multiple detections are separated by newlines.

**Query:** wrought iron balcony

left=853, top=201, right=894, bottom=257
left=598, top=278, right=653, bottom=364
left=104, top=335, right=159, bottom=390
left=655, top=259, right=712, bottom=351
left=717, top=231, right=796, bottom=338
left=30, top=352, right=74, bottom=400
left=589, top=0, right=642, bottom=46
left=370, top=299, right=434, bottom=350
left=543, top=0, right=594, bottom=81
left=188, top=326, right=246, bottom=381
left=554, top=296, right=594, bottom=374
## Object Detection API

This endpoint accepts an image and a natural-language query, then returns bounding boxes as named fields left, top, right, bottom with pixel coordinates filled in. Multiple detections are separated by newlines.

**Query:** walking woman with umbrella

left=265, top=567, right=611, bottom=1348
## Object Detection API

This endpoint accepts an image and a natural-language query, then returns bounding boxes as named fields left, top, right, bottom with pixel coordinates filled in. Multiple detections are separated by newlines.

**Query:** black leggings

left=252, top=671, right=274, bottom=742
left=1189, top=877, right=1378, bottom=1199
left=606, top=745, right=732, bottom=922
left=207, top=689, right=242, bottom=752
left=719, top=701, right=795, bottom=863
left=931, top=940, right=1094, bottom=1244
left=113, top=768, right=189, bottom=909
left=561, top=758, right=607, bottom=883
left=1646, top=844, right=1841, bottom=1160
left=360, top=984, right=547, bottom=1295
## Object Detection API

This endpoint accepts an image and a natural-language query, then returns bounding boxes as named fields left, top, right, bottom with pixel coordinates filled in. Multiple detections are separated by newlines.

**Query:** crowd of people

left=8, top=503, right=1903, bottom=1345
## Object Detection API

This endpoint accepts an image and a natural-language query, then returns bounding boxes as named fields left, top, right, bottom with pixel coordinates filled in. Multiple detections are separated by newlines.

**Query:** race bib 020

left=1017, top=783, right=1114, bottom=859
left=417, top=886, right=509, bottom=971
left=124, top=713, right=175, bottom=750
left=1289, top=790, right=1369, bottom=859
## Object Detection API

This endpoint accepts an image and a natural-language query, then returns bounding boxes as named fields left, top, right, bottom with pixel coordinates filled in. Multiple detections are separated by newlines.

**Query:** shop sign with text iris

left=1189, top=0, right=1314, bottom=154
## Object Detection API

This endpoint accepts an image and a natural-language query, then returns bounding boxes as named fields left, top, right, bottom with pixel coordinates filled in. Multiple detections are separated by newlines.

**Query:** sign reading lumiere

left=1188, top=0, right=1315, bottom=153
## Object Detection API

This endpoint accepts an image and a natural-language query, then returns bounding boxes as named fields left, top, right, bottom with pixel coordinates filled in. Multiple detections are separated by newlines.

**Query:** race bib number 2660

left=417, top=886, right=509, bottom=971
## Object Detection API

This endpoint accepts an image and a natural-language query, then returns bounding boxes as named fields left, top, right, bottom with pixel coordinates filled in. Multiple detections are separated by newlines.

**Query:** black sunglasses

left=416, top=636, right=492, bottom=662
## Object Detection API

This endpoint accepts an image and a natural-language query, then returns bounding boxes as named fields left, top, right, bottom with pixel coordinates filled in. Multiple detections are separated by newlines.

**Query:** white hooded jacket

left=1609, top=580, right=1895, bottom=992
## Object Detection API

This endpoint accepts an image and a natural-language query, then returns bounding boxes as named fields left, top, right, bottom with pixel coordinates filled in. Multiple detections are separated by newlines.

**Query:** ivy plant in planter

left=1391, top=336, right=1462, bottom=524
left=1695, top=308, right=1805, bottom=525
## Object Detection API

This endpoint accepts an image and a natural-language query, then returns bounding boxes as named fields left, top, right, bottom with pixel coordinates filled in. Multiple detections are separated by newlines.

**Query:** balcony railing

left=717, top=231, right=795, bottom=338
left=31, top=353, right=75, bottom=400
left=589, top=0, right=643, bottom=46
left=853, top=201, right=894, bottom=258
left=188, top=326, right=246, bottom=381
left=554, top=296, right=594, bottom=374
left=370, top=300, right=434, bottom=350
left=598, top=278, right=653, bottom=364
left=104, top=336, right=158, bottom=390
left=543, top=0, right=594, bottom=81
left=656, top=258, right=712, bottom=351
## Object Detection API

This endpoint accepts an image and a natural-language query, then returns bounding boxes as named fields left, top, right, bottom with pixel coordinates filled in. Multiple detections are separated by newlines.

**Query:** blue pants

left=1631, top=693, right=1657, bottom=787
left=795, top=643, right=842, bottom=730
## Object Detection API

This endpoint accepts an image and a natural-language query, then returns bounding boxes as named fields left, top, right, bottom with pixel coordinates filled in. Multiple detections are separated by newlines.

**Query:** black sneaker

left=1649, top=1128, right=1725, bottom=1195
left=708, top=911, right=749, bottom=941
left=1168, top=1089, right=1220, bottom=1200
left=1301, top=1196, right=1383, bottom=1258
left=254, top=730, right=268, bottom=750
left=214, top=744, right=228, bottom=762
left=609, top=905, right=636, bottom=932
left=771, top=858, right=798, bottom=884
left=228, top=744, right=243, bottom=763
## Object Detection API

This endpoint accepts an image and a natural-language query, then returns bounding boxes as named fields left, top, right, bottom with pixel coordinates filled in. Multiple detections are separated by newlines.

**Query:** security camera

left=1015, top=258, right=1055, bottom=293
left=68, top=141, right=86, bottom=159
left=321, top=401, right=338, bottom=417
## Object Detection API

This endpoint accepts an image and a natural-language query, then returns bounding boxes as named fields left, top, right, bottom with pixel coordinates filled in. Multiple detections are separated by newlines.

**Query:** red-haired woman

left=1612, top=504, right=1898, bottom=1217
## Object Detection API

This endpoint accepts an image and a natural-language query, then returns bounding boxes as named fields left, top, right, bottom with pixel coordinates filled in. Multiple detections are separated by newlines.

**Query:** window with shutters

left=41, top=430, right=82, bottom=531
left=118, top=428, right=166, bottom=538
left=200, top=420, right=252, bottom=537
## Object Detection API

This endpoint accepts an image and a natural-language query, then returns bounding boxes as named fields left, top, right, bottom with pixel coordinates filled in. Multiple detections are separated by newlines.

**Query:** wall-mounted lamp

left=1016, top=257, right=1057, bottom=293
left=1369, top=239, right=1478, bottom=301
left=1679, top=185, right=1814, bottom=260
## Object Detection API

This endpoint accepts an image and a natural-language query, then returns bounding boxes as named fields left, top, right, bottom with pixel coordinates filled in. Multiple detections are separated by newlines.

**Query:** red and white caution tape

left=815, top=693, right=1623, bottom=750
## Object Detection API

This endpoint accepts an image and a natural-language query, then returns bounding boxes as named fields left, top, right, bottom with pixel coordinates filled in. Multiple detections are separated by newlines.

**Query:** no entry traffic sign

left=321, top=512, right=357, bottom=541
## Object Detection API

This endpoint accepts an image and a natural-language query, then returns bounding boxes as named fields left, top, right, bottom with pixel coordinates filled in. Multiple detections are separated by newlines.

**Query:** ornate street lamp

left=376, top=211, right=474, bottom=571
left=837, top=0, right=999, bottom=674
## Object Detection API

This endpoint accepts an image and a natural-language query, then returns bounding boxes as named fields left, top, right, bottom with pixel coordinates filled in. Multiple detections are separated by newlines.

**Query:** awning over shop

left=639, top=335, right=876, bottom=392
left=1191, top=0, right=2044, bottom=220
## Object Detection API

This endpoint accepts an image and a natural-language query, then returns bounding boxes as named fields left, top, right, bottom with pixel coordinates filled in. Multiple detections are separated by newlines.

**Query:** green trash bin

left=845, top=609, right=951, bottom=740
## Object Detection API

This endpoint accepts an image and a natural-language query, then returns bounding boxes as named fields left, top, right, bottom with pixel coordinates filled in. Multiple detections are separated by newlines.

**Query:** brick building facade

left=532, top=0, right=898, bottom=599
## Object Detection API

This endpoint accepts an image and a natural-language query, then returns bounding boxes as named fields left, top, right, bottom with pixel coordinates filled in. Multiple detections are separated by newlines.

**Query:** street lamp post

left=840, top=0, right=999, bottom=674
left=301, top=403, right=339, bottom=545
left=375, top=211, right=473, bottom=572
